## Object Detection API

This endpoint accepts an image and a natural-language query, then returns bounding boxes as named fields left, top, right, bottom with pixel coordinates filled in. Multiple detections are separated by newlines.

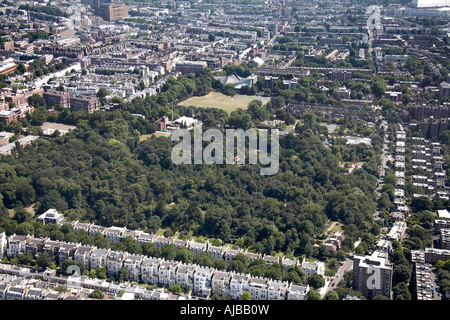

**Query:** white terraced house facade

left=104, top=227, right=126, bottom=245
left=281, top=257, right=298, bottom=271
left=123, top=254, right=143, bottom=281
left=42, top=240, right=62, bottom=261
left=263, top=254, right=279, bottom=267
left=88, top=225, right=106, bottom=237
left=244, top=250, right=261, bottom=262
left=175, top=263, right=196, bottom=290
left=172, top=239, right=188, bottom=250
left=73, top=245, right=93, bottom=269
left=57, top=242, right=79, bottom=264
left=89, top=248, right=110, bottom=270
left=211, top=271, right=231, bottom=296
left=229, top=272, right=250, bottom=299
left=140, top=257, right=160, bottom=284
left=193, top=267, right=213, bottom=297
left=158, top=260, right=179, bottom=287
left=154, top=236, right=172, bottom=249
left=207, top=245, right=225, bottom=261
left=73, top=221, right=91, bottom=233
left=287, top=283, right=310, bottom=300
left=124, top=229, right=143, bottom=241
left=248, top=277, right=268, bottom=300
left=6, top=235, right=30, bottom=258
left=188, top=241, right=208, bottom=260
left=137, top=232, right=155, bottom=246
left=301, top=260, right=325, bottom=278
left=26, top=237, right=48, bottom=258
left=106, top=251, right=127, bottom=277
left=224, top=248, right=241, bottom=265
left=267, top=280, right=289, bottom=300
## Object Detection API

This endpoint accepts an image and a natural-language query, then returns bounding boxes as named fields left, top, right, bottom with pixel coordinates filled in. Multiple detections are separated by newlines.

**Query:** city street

left=322, top=257, right=354, bottom=297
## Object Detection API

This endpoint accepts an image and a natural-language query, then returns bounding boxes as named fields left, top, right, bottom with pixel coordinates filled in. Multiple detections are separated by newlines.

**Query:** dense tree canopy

left=0, top=70, right=381, bottom=263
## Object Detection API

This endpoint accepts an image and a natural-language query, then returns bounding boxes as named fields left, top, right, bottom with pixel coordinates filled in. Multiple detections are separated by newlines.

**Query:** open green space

left=178, top=91, right=270, bottom=113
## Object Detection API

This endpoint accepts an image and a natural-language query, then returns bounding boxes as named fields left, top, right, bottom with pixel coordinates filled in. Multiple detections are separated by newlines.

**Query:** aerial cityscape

left=0, top=0, right=449, bottom=307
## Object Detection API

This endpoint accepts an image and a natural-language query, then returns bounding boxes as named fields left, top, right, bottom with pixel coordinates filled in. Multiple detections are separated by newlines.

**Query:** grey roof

left=9, top=235, right=29, bottom=242
left=142, top=257, right=160, bottom=265
left=225, top=248, right=240, bottom=255
left=212, top=271, right=230, bottom=280
left=155, top=236, right=171, bottom=243
left=268, top=281, right=287, bottom=289
left=177, top=264, right=195, bottom=273
left=75, top=245, right=93, bottom=255
left=195, top=267, right=213, bottom=276
left=108, top=251, right=125, bottom=261
left=189, top=241, right=207, bottom=249
left=231, top=273, right=250, bottom=282
left=124, top=254, right=143, bottom=263
left=250, top=277, right=267, bottom=285
left=26, top=287, right=44, bottom=296
left=43, top=241, right=61, bottom=249
left=91, top=248, right=109, bottom=257
left=90, top=225, right=106, bottom=231
left=173, top=239, right=187, bottom=246
left=59, top=243, right=78, bottom=252
left=26, top=238, right=46, bottom=248
left=263, top=255, right=279, bottom=262
left=207, top=246, right=223, bottom=253
left=160, top=261, right=177, bottom=269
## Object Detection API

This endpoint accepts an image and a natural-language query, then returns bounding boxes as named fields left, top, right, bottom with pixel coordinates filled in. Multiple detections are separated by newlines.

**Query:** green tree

left=371, top=78, right=387, bottom=98
left=89, top=289, right=104, bottom=300
left=142, top=242, right=161, bottom=258
left=213, top=259, right=227, bottom=271
left=161, top=244, right=177, bottom=261
left=308, top=273, right=325, bottom=289
left=96, top=88, right=110, bottom=98
left=240, top=291, right=251, bottom=300
left=96, top=267, right=107, bottom=279
left=18, top=252, right=33, bottom=265
left=393, top=282, right=411, bottom=300
left=94, top=234, right=110, bottom=249
left=194, top=252, right=212, bottom=267
left=118, top=267, right=129, bottom=282
left=175, top=247, right=195, bottom=264
left=36, top=253, right=52, bottom=269
left=27, top=94, right=46, bottom=108
left=324, top=290, right=339, bottom=300
left=393, top=264, right=411, bottom=285
left=169, top=284, right=182, bottom=294
left=306, top=289, right=321, bottom=300
left=222, top=83, right=236, bottom=97
left=15, top=222, right=34, bottom=236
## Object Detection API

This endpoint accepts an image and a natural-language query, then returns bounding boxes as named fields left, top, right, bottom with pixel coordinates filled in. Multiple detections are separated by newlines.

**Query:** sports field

left=178, top=91, right=271, bottom=113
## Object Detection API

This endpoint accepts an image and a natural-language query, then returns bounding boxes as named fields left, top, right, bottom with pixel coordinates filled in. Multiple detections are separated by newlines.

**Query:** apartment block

left=69, top=95, right=100, bottom=114
left=352, top=254, right=393, bottom=299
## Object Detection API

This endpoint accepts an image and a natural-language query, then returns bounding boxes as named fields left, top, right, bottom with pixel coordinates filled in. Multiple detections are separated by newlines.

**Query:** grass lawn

left=139, top=131, right=171, bottom=141
left=329, top=222, right=344, bottom=234
left=178, top=91, right=270, bottom=114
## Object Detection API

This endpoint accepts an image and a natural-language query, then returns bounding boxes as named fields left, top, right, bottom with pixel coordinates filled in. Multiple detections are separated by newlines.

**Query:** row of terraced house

left=0, top=209, right=316, bottom=300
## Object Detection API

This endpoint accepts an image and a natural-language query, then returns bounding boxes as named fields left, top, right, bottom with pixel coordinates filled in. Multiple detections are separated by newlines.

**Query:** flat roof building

left=352, top=254, right=393, bottom=300
left=99, top=4, right=129, bottom=21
